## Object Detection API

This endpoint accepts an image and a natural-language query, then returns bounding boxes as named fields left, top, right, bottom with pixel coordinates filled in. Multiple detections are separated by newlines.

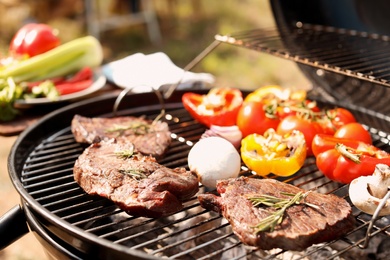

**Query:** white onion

left=188, top=136, right=241, bottom=189
left=201, top=125, right=242, bottom=149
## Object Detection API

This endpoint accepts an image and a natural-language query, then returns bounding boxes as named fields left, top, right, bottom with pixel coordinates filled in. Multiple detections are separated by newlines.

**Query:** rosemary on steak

left=114, top=149, right=147, bottom=180
left=114, top=149, right=136, bottom=159
left=248, top=191, right=318, bottom=233
left=105, top=122, right=151, bottom=135
left=118, top=169, right=147, bottom=180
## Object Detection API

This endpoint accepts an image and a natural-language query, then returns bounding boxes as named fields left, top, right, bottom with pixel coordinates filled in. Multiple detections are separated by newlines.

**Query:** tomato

left=329, top=108, right=356, bottom=128
left=236, top=101, right=280, bottom=137
left=277, top=115, right=323, bottom=156
left=334, top=122, right=372, bottom=144
left=9, top=23, right=60, bottom=58
left=318, top=108, right=356, bottom=135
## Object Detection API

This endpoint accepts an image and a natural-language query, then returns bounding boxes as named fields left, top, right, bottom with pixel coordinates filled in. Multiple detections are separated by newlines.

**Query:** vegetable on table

left=182, top=87, right=243, bottom=128
left=0, top=35, right=103, bottom=83
left=0, top=32, right=103, bottom=122
left=314, top=135, right=390, bottom=183
left=240, top=128, right=307, bottom=177
left=9, top=23, right=60, bottom=58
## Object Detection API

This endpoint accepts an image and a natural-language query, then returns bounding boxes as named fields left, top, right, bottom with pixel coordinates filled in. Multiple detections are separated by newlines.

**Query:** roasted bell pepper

left=240, top=128, right=307, bottom=176
left=311, top=134, right=378, bottom=157
left=9, top=23, right=60, bottom=58
left=182, top=87, right=243, bottom=127
left=313, top=134, right=390, bottom=184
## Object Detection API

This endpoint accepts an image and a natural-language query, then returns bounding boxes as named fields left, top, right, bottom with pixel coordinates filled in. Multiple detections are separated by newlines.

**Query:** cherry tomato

left=9, top=23, right=60, bottom=58
left=318, top=107, right=357, bottom=135
left=277, top=115, right=323, bottom=156
left=237, top=101, right=280, bottom=137
left=329, top=108, right=356, bottom=128
left=334, top=122, right=372, bottom=144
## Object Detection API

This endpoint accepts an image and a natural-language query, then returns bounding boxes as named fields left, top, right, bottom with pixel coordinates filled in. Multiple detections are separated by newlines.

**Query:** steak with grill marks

left=71, top=114, right=171, bottom=157
left=74, top=139, right=199, bottom=218
left=198, top=177, right=355, bottom=251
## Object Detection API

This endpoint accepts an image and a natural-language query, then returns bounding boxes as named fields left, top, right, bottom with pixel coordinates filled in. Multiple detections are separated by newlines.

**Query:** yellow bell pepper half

left=240, top=128, right=307, bottom=177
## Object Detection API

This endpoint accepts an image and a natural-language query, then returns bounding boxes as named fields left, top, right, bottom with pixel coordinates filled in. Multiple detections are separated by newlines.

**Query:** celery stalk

left=0, top=36, right=103, bottom=83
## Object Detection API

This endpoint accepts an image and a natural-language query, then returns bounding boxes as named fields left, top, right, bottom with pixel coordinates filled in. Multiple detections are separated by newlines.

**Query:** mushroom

left=349, top=164, right=390, bottom=216
left=188, top=136, right=241, bottom=189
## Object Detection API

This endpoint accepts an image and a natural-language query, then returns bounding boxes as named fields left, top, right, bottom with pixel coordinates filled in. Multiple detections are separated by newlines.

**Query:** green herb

left=248, top=191, right=318, bottom=233
left=105, top=122, right=151, bottom=135
left=119, top=169, right=147, bottom=180
left=114, top=149, right=136, bottom=159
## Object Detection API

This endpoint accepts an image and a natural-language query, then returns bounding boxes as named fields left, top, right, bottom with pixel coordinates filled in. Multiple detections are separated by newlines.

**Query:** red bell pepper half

left=9, top=23, right=60, bottom=58
left=313, top=134, right=390, bottom=184
left=182, top=87, right=243, bottom=127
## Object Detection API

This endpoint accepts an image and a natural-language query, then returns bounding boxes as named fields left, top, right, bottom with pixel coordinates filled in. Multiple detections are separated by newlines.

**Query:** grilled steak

left=74, top=139, right=199, bottom=218
left=198, top=177, right=355, bottom=251
left=71, top=114, right=171, bottom=157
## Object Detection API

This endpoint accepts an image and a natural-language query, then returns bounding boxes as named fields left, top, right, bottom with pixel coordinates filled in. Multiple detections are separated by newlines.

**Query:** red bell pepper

left=313, top=134, right=390, bottom=184
left=311, top=134, right=379, bottom=157
left=9, top=23, right=60, bottom=58
left=54, top=67, right=94, bottom=95
left=182, top=87, right=243, bottom=127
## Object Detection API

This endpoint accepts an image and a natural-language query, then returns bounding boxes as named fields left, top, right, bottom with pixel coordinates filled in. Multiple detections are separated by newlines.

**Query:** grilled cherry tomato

left=241, top=128, right=307, bottom=176
left=334, top=122, right=372, bottom=144
left=319, top=108, right=357, bottom=134
left=9, top=23, right=60, bottom=58
left=236, top=101, right=280, bottom=137
left=328, top=108, right=356, bottom=129
left=277, top=115, right=323, bottom=156
left=316, top=142, right=390, bottom=184
left=182, top=87, right=243, bottom=128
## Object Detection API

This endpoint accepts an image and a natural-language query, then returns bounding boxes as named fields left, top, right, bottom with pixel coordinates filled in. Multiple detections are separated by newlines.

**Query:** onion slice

left=201, top=125, right=242, bottom=149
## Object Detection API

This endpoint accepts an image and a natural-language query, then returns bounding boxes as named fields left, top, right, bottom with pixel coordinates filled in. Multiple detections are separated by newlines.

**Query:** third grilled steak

left=198, top=177, right=355, bottom=251
left=71, top=114, right=171, bottom=157
left=74, top=139, right=199, bottom=218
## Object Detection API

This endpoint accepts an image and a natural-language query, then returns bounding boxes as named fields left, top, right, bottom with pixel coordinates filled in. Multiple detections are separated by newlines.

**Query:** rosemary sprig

left=114, top=149, right=135, bottom=159
left=248, top=191, right=318, bottom=233
left=118, top=169, right=147, bottom=180
left=105, top=122, right=151, bottom=135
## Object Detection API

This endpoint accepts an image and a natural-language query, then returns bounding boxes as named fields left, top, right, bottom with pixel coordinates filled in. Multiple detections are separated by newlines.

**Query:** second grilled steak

left=198, top=177, right=355, bottom=251
left=74, top=139, right=199, bottom=218
left=71, top=114, right=171, bottom=157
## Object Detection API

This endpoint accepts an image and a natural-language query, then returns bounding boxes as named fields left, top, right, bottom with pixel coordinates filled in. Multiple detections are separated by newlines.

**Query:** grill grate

left=215, top=24, right=390, bottom=114
left=19, top=103, right=390, bottom=259
left=216, top=24, right=390, bottom=87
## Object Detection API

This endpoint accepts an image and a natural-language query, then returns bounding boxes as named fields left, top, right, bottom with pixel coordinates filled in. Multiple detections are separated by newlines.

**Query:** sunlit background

left=0, top=1, right=310, bottom=259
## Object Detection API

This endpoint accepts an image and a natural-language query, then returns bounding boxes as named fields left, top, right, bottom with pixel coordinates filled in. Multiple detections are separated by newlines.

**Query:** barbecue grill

left=2, top=1, right=390, bottom=259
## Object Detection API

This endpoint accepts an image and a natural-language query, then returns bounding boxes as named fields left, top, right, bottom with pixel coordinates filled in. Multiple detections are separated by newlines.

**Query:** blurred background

left=0, top=0, right=309, bottom=259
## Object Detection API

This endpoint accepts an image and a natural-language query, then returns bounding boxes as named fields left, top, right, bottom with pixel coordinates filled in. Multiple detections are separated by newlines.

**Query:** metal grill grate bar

left=216, top=25, right=390, bottom=87
left=19, top=106, right=390, bottom=259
